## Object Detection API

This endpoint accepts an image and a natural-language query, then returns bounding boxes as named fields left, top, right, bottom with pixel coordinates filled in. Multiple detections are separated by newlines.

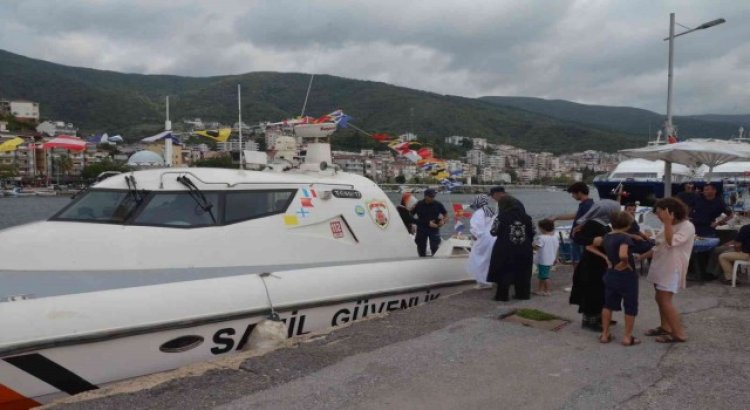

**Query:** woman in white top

left=638, top=197, right=695, bottom=343
left=467, top=194, right=497, bottom=286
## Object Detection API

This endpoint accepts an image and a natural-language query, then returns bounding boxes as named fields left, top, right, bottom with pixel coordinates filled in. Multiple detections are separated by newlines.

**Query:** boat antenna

left=300, top=74, right=314, bottom=117
left=238, top=84, right=243, bottom=168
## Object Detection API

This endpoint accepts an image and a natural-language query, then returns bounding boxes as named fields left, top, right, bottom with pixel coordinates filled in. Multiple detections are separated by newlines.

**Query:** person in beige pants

left=718, top=224, right=750, bottom=284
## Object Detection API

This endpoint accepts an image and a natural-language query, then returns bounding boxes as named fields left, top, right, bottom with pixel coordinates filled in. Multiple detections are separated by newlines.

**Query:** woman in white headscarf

left=467, top=194, right=497, bottom=286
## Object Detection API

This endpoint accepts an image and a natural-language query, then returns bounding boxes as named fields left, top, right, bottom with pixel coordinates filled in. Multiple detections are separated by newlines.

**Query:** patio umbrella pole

left=664, top=161, right=672, bottom=198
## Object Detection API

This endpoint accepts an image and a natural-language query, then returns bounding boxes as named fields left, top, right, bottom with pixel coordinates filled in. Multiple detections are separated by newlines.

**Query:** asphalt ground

left=49, top=266, right=750, bottom=410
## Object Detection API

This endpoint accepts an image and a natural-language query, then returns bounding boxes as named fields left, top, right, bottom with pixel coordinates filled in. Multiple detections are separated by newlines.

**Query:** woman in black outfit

left=487, top=196, right=534, bottom=301
left=569, top=200, right=620, bottom=331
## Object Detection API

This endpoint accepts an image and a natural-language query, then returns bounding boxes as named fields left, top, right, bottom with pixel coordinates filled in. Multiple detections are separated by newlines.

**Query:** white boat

left=593, top=158, right=695, bottom=205
left=0, top=142, right=472, bottom=407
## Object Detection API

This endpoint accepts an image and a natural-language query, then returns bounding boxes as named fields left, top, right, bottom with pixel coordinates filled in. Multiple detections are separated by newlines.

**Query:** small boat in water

left=0, top=141, right=472, bottom=407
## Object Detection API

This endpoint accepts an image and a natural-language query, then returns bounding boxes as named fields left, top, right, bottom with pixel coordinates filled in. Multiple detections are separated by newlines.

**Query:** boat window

left=133, top=192, right=220, bottom=227
left=54, top=190, right=141, bottom=223
left=611, top=173, right=658, bottom=179
left=224, top=190, right=295, bottom=223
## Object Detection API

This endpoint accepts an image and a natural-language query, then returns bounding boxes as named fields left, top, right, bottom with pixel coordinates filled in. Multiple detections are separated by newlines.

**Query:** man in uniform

left=411, top=189, right=448, bottom=257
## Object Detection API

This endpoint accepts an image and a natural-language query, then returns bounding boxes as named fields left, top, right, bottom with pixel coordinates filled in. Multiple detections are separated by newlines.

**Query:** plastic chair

left=731, top=260, right=750, bottom=287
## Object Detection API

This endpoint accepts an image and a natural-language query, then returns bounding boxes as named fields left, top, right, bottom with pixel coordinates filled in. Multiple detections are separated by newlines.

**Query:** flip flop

left=622, top=336, right=641, bottom=347
left=655, top=335, right=687, bottom=344
left=645, top=327, right=670, bottom=336
left=599, top=334, right=612, bottom=344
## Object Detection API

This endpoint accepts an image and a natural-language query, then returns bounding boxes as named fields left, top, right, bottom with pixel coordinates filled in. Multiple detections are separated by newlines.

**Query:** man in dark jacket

left=411, top=189, right=448, bottom=257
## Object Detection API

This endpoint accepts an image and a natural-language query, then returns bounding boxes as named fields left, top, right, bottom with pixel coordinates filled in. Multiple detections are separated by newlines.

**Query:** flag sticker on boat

left=302, top=188, right=317, bottom=198
left=300, top=197, right=314, bottom=208
left=284, top=215, right=299, bottom=226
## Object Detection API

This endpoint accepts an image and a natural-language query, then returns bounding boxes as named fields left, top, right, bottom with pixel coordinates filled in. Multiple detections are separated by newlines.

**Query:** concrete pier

left=50, top=267, right=750, bottom=410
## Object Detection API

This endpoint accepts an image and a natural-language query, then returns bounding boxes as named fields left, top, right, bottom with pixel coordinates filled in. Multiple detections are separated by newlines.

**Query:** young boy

left=533, top=219, right=559, bottom=296
left=586, top=211, right=640, bottom=346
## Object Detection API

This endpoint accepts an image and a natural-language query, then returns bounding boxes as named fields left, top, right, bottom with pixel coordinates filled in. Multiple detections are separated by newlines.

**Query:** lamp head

left=697, top=18, right=725, bottom=30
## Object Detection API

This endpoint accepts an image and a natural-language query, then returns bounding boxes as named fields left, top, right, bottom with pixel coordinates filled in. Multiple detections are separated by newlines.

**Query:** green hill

left=0, top=48, right=699, bottom=154
left=479, top=96, right=745, bottom=139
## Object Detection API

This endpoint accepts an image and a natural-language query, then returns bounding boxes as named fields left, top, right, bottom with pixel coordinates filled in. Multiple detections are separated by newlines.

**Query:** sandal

left=599, top=334, right=612, bottom=344
left=655, top=335, right=687, bottom=344
left=645, top=327, right=670, bottom=336
left=622, top=336, right=641, bottom=347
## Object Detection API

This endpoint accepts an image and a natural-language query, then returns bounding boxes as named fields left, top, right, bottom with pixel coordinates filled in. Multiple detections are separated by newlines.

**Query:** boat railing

left=157, top=170, right=355, bottom=190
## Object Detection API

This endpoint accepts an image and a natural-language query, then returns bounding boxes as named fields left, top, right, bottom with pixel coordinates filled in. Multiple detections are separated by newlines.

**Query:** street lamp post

left=662, top=12, right=725, bottom=197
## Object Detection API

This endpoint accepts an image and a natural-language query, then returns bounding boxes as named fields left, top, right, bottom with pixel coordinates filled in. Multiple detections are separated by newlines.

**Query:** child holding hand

left=586, top=211, right=640, bottom=346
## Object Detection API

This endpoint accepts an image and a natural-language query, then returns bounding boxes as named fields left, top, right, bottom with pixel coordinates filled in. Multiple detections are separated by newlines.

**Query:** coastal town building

left=466, top=149, right=487, bottom=167
left=1, top=100, right=40, bottom=121
left=36, top=121, right=78, bottom=137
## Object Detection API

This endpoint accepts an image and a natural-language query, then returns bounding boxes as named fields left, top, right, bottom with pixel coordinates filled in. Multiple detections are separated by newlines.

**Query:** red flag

left=312, top=115, right=331, bottom=124
left=371, top=133, right=392, bottom=142
left=417, top=147, right=432, bottom=159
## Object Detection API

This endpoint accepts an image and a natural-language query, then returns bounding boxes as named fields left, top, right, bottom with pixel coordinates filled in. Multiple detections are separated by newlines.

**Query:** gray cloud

left=0, top=0, right=748, bottom=115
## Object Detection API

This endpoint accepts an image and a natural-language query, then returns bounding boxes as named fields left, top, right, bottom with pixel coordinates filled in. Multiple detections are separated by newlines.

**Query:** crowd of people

left=396, top=181, right=728, bottom=347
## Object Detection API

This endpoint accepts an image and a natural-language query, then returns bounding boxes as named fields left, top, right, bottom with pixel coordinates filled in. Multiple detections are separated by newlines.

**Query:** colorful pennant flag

left=195, top=128, right=232, bottom=142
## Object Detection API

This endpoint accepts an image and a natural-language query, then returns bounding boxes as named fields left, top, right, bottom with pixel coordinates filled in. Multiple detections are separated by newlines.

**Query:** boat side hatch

left=159, top=335, right=205, bottom=353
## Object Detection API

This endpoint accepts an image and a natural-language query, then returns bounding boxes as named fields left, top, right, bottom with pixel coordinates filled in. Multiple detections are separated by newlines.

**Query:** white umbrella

left=620, top=139, right=750, bottom=196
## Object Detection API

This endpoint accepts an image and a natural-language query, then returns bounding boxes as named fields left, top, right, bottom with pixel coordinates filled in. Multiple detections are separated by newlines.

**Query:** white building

left=466, top=149, right=487, bottom=167
left=487, top=155, right=505, bottom=169
left=471, top=138, right=488, bottom=149
left=444, top=135, right=467, bottom=145
left=8, top=100, right=40, bottom=121
left=36, top=121, right=78, bottom=136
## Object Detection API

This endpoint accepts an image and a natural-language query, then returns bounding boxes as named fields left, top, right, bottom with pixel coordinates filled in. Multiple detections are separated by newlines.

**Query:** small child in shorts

left=533, top=219, right=559, bottom=296
left=587, top=211, right=641, bottom=346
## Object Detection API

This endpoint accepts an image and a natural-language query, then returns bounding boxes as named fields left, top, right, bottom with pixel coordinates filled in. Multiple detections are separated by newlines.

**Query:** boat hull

left=0, top=254, right=472, bottom=407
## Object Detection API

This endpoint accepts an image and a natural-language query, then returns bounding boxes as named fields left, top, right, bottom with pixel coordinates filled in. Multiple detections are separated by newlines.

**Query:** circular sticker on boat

left=354, top=205, right=365, bottom=217
left=366, top=200, right=389, bottom=229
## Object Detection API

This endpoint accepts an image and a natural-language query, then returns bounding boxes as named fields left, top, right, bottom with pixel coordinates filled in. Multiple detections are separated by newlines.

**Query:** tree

left=58, top=155, right=74, bottom=176
left=0, top=164, right=18, bottom=178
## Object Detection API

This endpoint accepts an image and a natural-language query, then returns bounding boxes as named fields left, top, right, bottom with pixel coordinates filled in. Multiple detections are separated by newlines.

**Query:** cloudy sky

left=1, top=0, right=748, bottom=115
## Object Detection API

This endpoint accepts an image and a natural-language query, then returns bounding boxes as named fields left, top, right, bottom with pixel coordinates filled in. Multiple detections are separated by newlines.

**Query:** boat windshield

left=52, top=188, right=296, bottom=227
left=54, top=190, right=142, bottom=223
left=134, top=192, right=220, bottom=227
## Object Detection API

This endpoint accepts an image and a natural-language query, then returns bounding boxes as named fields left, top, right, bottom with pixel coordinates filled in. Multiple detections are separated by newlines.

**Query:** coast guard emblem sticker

left=354, top=205, right=365, bottom=217
left=366, top=200, right=389, bottom=229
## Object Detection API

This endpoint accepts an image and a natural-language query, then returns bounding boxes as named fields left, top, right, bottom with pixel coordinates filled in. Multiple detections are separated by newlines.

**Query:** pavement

left=50, top=267, right=750, bottom=410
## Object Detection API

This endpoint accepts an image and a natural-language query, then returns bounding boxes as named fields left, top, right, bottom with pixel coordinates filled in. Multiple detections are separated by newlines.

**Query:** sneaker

left=720, top=279, right=733, bottom=285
